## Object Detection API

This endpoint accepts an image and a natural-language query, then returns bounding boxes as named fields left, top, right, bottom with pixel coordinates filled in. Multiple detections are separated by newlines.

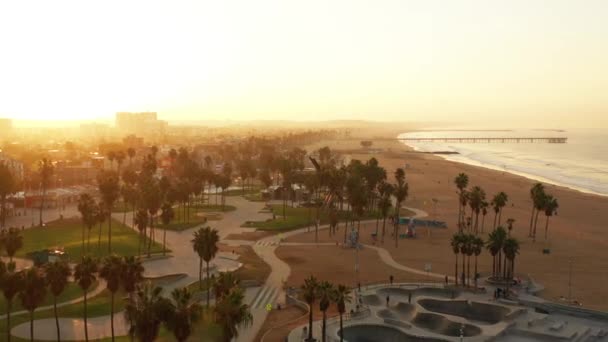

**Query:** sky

left=0, top=0, right=607, bottom=127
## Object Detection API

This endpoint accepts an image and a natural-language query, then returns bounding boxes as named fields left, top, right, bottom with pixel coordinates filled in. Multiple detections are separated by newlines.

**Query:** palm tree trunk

left=199, top=258, right=203, bottom=291
left=7, top=300, right=11, bottom=342
left=206, top=260, right=210, bottom=308
left=108, top=212, right=112, bottom=253
left=54, top=296, right=60, bottom=342
left=30, top=310, right=34, bottom=342
left=147, top=216, right=153, bottom=257
left=461, top=253, right=465, bottom=286
left=498, top=252, right=502, bottom=279
left=545, top=215, right=550, bottom=240
left=493, top=212, right=498, bottom=230
left=39, top=187, right=45, bottom=226
left=82, top=224, right=86, bottom=257
left=498, top=208, right=503, bottom=226
left=481, top=214, right=486, bottom=233
left=381, top=217, right=386, bottom=243
left=455, top=254, right=458, bottom=286
left=163, top=226, right=167, bottom=256
left=533, top=210, right=541, bottom=241
left=529, top=206, right=535, bottom=236
left=98, top=221, right=103, bottom=253
left=474, top=256, right=478, bottom=288
left=322, top=310, right=327, bottom=342
left=84, top=291, right=89, bottom=342
left=492, top=255, right=496, bottom=277
left=503, top=254, right=507, bottom=280
left=467, top=255, right=471, bottom=287
left=339, top=313, right=344, bottom=342
left=308, top=302, right=314, bottom=341
left=110, top=293, right=115, bottom=341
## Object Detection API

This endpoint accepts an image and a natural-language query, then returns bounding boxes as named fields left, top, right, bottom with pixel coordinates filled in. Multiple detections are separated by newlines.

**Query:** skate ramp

left=377, top=287, right=457, bottom=299
left=412, top=312, right=482, bottom=337
left=362, top=294, right=382, bottom=306
left=418, top=298, right=510, bottom=324
left=376, top=302, right=416, bottom=320
left=341, top=324, right=449, bottom=342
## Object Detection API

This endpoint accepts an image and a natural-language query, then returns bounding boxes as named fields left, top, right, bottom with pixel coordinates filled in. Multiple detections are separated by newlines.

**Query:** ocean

left=399, top=128, right=608, bottom=197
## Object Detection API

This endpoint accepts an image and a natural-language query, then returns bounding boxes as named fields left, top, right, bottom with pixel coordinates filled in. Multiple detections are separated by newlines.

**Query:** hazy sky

left=1, top=0, right=607, bottom=127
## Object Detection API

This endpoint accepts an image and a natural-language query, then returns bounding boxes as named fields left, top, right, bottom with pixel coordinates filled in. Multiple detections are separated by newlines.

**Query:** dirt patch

left=254, top=304, right=307, bottom=342
left=217, top=244, right=271, bottom=284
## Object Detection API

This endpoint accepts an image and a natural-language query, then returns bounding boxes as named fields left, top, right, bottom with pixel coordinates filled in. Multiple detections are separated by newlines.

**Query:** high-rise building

left=0, top=118, right=13, bottom=136
left=115, top=112, right=167, bottom=137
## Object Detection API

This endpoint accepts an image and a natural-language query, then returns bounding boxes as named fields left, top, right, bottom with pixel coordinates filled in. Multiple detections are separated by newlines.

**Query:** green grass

left=241, top=204, right=383, bottom=231
left=0, top=281, right=91, bottom=314
left=224, top=186, right=262, bottom=197
left=244, top=192, right=266, bottom=202
left=17, top=217, right=165, bottom=261
left=161, top=204, right=235, bottom=232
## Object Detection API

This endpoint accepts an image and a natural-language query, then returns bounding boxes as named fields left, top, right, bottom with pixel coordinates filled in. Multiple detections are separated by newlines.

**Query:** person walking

left=386, top=295, right=390, bottom=307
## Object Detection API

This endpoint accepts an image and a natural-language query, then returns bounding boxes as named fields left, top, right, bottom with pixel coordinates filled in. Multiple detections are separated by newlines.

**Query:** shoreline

left=397, top=132, right=607, bottom=198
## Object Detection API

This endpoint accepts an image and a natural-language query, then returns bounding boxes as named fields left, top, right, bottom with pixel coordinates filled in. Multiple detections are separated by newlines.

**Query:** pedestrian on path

left=386, top=295, right=390, bottom=307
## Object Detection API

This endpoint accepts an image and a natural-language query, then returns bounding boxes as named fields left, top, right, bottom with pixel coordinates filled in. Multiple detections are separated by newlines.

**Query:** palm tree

left=134, top=209, right=148, bottom=258
left=333, top=284, right=351, bottom=342
left=460, top=234, right=472, bottom=287
left=20, top=267, right=47, bottom=342
left=506, top=218, right=515, bottom=236
left=472, top=236, right=484, bottom=288
left=166, top=287, right=202, bottom=342
left=543, top=195, right=559, bottom=240
left=491, top=192, right=508, bottom=229
left=480, top=200, right=489, bottom=233
left=100, top=255, right=124, bottom=342
left=97, top=170, right=120, bottom=253
left=450, top=233, right=462, bottom=286
left=191, top=227, right=219, bottom=306
left=127, top=147, right=136, bottom=165
left=74, top=256, right=98, bottom=342
left=528, top=183, right=545, bottom=237
left=454, top=173, right=469, bottom=228
left=124, top=282, right=171, bottom=342
left=214, top=287, right=253, bottom=342
left=318, top=281, right=334, bottom=342
left=121, top=256, right=144, bottom=298
left=468, top=186, right=486, bottom=233
left=532, top=193, right=547, bottom=242
left=392, top=168, right=409, bottom=248
left=0, top=162, right=17, bottom=229
left=0, top=260, right=23, bottom=342
left=44, top=260, right=71, bottom=342
left=3, top=227, right=23, bottom=261
left=38, top=158, right=54, bottom=226
left=503, top=237, right=520, bottom=284
left=96, top=204, right=108, bottom=253
left=214, top=272, right=239, bottom=300
left=378, top=183, right=394, bottom=243
left=107, top=151, right=116, bottom=170
left=78, top=193, right=98, bottom=256
left=302, top=275, right=318, bottom=341
left=486, top=227, right=507, bottom=279
left=160, top=202, right=174, bottom=256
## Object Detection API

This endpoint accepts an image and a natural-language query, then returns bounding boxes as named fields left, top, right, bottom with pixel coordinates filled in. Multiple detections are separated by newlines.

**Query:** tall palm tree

left=124, top=282, right=171, bottom=342
left=480, top=200, right=489, bottom=233
left=378, top=183, right=394, bottom=243
left=134, top=209, right=148, bottom=258
left=472, top=236, right=484, bottom=288
left=191, top=227, right=219, bottom=306
left=543, top=195, right=559, bottom=240
left=97, top=170, right=120, bottom=253
left=503, top=237, right=520, bottom=281
left=491, top=192, right=508, bottom=229
left=78, top=193, right=98, bottom=256
left=44, top=260, right=71, bottom=342
left=302, top=275, right=318, bottom=341
left=20, top=267, right=47, bottom=342
left=214, top=287, right=253, bottom=342
left=318, top=281, right=334, bottom=342
left=333, top=284, right=352, bottom=342
left=454, top=173, right=469, bottom=228
left=532, top=192, right=547, bottom=242
left=460, top=234, right=471, bottom=287
left=121, top=256, right=144, bottom=298
left=450, top=233, right=462, bottom=286
left=3, top=227, right=23, bottom=262
left=160, top=202, right=174, bottom=256
left=74, top=256, right=98, bottom=342
left=166, top=287, right=202, bottom=342
left=0, top=162, right=17, bottom=229
left=506, top=218, right=515, bottom=236
left=528, top=183, right=545, bottom=237
left=38, top=158, right=54, bottom=226
left=0, top=260, right=23, bottom=342
left=127, top=147, right=136, bottom=165
left=100, top=255, right=124, bottom=342
left=392, top=168, right=409, bottom=248
left=486, top=227, right=507, bottom=279
left=468, top=186, right=486, bottom=233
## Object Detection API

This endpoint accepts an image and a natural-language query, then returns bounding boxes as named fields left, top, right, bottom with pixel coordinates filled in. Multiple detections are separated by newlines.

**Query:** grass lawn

left=0, top=281, right=91, bottom=314
left=162, top=204, right=234, bottom=232
left=223, top=186, right=262, bottom=197
left=241, top=204, right=402, bottom=232
left=244, top=192, right=266, bottom=202
left=16, top=217, right=165, bottom=261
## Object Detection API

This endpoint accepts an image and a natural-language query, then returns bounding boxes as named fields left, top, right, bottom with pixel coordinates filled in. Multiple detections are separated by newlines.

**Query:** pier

left=349, top=137, right=568, bottom=144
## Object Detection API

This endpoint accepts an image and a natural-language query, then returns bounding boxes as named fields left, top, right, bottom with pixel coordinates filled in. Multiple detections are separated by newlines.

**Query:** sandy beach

left=294, top=131, right=608, bottom=311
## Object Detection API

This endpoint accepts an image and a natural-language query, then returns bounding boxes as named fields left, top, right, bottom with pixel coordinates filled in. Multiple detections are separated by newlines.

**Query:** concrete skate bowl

left=377, top=302, right=416, bottom=320
left=412, top=312, right=482, bottom=337
left=377, top=287, right=458, bottom=300
left=418, top=298, right=510, bottom=324
left=361, top=294, right=382, bottom=306
left=340, top=324, right=449, bottom=342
